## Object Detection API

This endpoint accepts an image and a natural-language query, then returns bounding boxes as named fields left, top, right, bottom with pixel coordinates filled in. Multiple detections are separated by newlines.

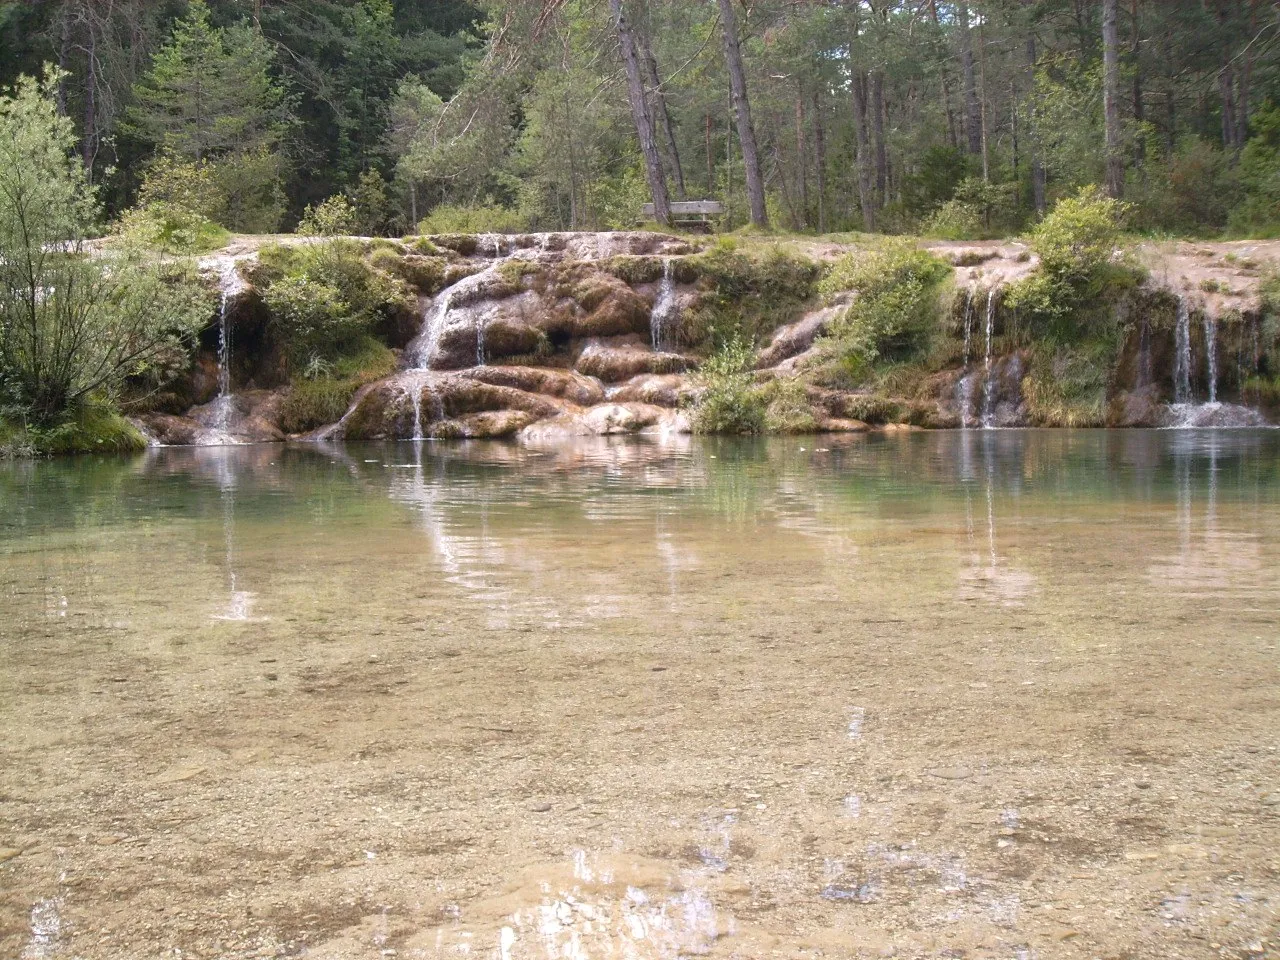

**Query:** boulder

left=519, top=403, right=690, bottom=441
left=605, top=374, right=691, bottom=408
left=462, top=366, right=606, bottom=406
left=757, top=303, right=844, bottom=369
left=574, top=337, right=691, bottom=383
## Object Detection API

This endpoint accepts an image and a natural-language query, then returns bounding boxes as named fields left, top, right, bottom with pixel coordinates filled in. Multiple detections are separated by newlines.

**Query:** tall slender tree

left=716, top=0, right=768, bottom=227
left=1102, top=0, right=1124, bottom=197
left=607, top=0, right=671, bottom=226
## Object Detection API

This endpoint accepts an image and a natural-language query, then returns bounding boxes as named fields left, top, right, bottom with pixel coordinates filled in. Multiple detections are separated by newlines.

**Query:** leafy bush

left=1004, top=186, right=1138, bottom=338
left=418, top=203, right=524, bottom=235
left=13, top=402, right=149, bottom=455
left=921, top=199, right=984, bottom=240
left=298, top=195, right=359, bottom=236
left=819, top=239, right=951, bottom=380
left=1025, top=186, right=1129, bottom=279
left=256, top=240, right=409, bottom=367
left=762, top=377, right=818, bottom=433
left=691, top=338, right=766, bottom=434
left=681, top=245, right=821, bottom=349
left=115, top=154, right=230, bottom=254
left=277, top=337, right=397, bottom=434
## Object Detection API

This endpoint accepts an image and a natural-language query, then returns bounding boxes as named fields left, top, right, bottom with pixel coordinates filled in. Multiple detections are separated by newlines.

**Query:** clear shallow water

left=1, top=431, right=1278, bottom=959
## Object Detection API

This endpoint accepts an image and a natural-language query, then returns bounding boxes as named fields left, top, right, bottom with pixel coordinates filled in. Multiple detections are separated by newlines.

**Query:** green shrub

left=297, top=195, right=359, bottom=236
left=921, top=198, right=984, bottom=240
left=819, top=239, right=951, bottom=378
left=418, top=203, right=524, bottom=235
left=114, top=154, right=230, bottom=254
left=28, top=403, right=148, bottom=455
left=762, top=378, right=818, bottom=433
left=277, top=337, right=397, bottom=433
left=1004, top=186, right=1139, bottom=340
left=681, top=246, right=821, bottom=349
left=691, top=338, right=766, bottom=434
left=257, top=240, right=409, bottom=367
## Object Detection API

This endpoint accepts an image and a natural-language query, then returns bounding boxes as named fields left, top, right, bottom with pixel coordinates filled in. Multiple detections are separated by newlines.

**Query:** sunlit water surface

left=1, top=431, right=1278, bottom=960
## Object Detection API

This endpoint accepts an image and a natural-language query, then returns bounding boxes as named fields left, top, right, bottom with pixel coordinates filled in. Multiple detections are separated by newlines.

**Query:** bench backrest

left=641, top=200, right=724, bottom=217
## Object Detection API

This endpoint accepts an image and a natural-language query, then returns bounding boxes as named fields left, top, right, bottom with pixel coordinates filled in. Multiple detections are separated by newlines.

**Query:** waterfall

left=212, top=260, right=238, bottom=433
left=962, top=283, right=976, bottom=366
left=1137, top=318, right=1152, bottom=388
left=411, top=385, right=425, bottom=441
left=476, top=313, right=487, bottom=367
left=1173, top=297, right=1192, bottom=404
left=1203, top=313, right=1218, bottom=404
left=650, top=259, right=679, bottom=352
left=980, top=286, right=998, bottom=428
left=956, top=371, right=978, bottom=429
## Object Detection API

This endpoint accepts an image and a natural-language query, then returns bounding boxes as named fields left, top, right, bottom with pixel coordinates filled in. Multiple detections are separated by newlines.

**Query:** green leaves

left=0, top=72, right=212, bottom=423
left=820, top=240, right=951, bottom=373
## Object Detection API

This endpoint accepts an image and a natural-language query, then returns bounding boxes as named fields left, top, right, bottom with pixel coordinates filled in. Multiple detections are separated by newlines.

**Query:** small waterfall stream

left=650, top=259, right=678, bottom=352
left=980, top=286, right=998, bottom=428
left=1203, top=313, right=1218, bottom=404
left=962, top=283, right=976, bottom=366
left=1173, top=296, right=1192, bottom=404
left=212, top=260, right=239, bottom=433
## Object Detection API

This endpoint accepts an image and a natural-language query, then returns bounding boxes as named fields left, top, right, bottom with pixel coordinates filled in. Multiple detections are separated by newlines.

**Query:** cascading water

left=1173, top=296, right=1192, bottom=404
left=1203, top=313, right=1218, bottom=404
left=476, top=312, right=487, bottom=367
left=212, top=260, right=239, bottom=434
left=1137, top=318, right=1152, bottom=388
left=650, top=259, right=679, bottom=352
left=980, top=286, right=998, bottom=428
left=962, top=283, right=976, bottom=366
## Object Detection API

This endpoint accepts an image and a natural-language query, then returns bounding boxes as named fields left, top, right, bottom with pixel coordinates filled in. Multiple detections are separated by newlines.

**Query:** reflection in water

left=3, top=430, right=1280, bottom=958
left=209, top=450, right=259, bottom=621
left=1147, top=431, right=1263, bottom=593
left=958, top=432, right=1036, bottom=606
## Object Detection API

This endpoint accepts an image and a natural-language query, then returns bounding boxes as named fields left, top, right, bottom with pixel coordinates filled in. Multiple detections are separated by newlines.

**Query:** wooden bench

left=640, top=200, right=724, bottom=231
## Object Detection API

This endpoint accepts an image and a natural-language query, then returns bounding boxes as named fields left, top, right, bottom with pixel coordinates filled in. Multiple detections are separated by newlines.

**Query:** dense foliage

left=1, top=2, right=1277, bottom=236
left=0, top=72, right=211, bottom=438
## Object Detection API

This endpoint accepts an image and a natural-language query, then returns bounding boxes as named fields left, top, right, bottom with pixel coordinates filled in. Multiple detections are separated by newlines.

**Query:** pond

left=1, top=430, right=1278, bottom=959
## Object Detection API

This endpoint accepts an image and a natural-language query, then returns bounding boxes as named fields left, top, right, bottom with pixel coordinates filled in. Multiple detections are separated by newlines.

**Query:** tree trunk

left=871, top=70, right=888, bottom=203
left=958, top=2, right=982, bottom=156
left=1102, top=0, right=1125, bottom=198
left=716, top=0, right=768, bottom=227
left=639, top=27, right=687, bottom=200
left=1216, top=0, right=1237, bottom=149
left=82, top=17, right=98, bottom=179
left=1131, top=0, right=1145, bottom=168
left=848, top=1, right=876, bottom=230
left=1026, top=26, right=1047, bottom=215
left=812, top=89, right=827, bottom=233
left=1238, top=0, right=1258, bottom=145
left=608, top=0, right=671, bottom=225
left=795, top=91, right=809, bottom=228
left=929, top=1, right=959, bottom=148
left=705, top=112, right=715, bottom=194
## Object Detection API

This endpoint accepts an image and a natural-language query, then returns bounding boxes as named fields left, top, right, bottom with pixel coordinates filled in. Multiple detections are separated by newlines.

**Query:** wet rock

left=437, top=410, right=538, bottom=439
left=135, top=413, right=203, bottom=446
left=927, top=767, right=973, bottom=781
left=520, top=404, right=688, bottom=441
left=605, top=374, right=691, bottom=408
left=575, top=337, right=691, bottom=383
left=462, top=366, right=605, bottom=407
left=1109, top=384, right=1165, bottom=427
left=757, top=303, right=844, bottom=369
